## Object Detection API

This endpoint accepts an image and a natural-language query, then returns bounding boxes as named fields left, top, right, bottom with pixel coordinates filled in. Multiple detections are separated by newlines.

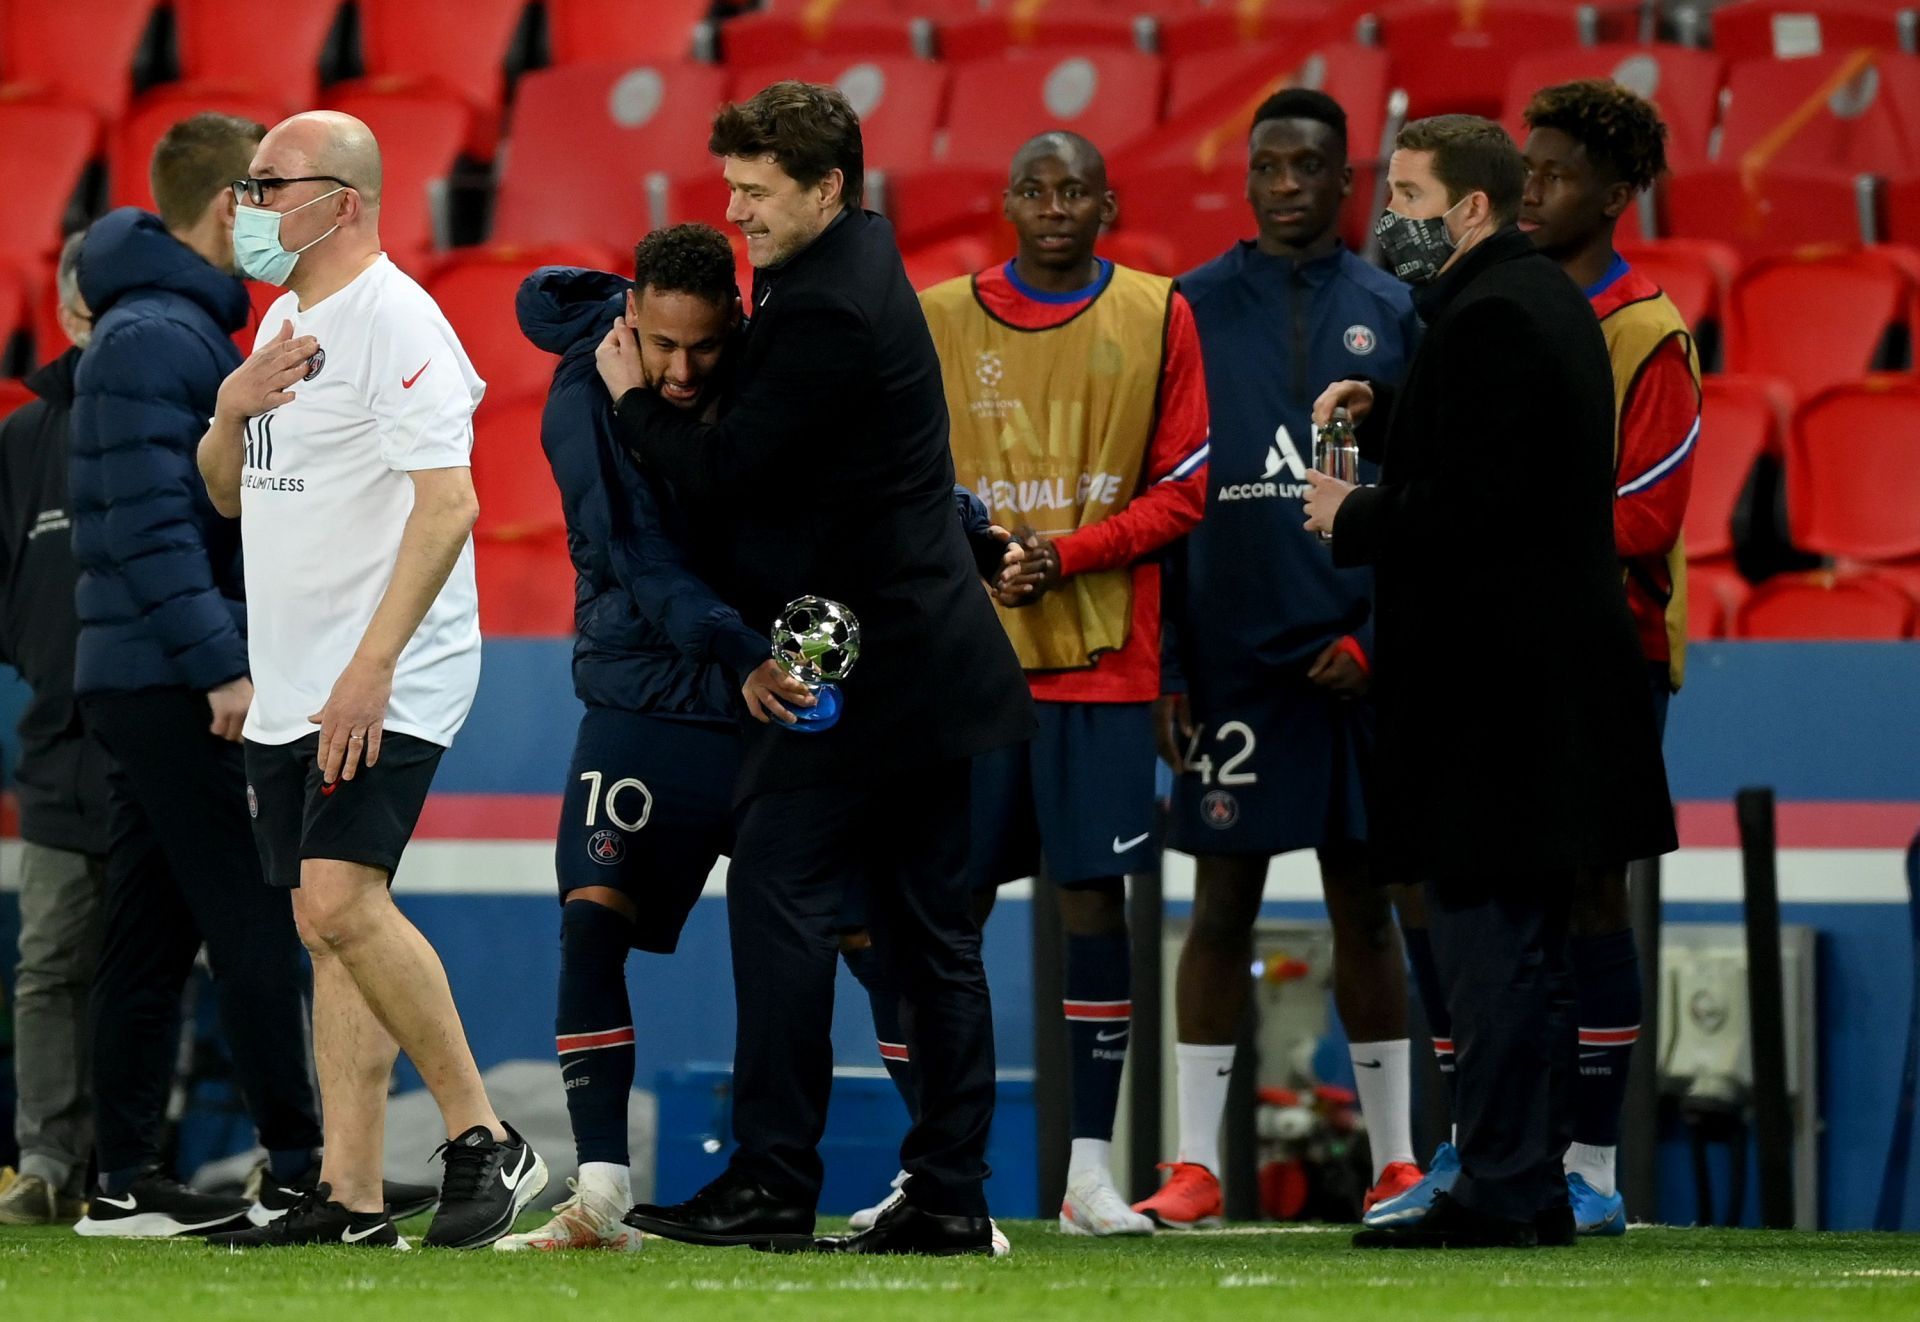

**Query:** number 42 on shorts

left=1180, top=721, right=1258, bottom=787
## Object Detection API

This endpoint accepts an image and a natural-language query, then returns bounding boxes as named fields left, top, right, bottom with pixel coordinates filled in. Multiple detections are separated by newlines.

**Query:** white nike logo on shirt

left=1112, top=832, right=1150, bottom=853
left=1095, top=1028, right=1129, bottom=1043
left=500, top=1145, right=533, bottom=1192
left=341, top=1223, right=387, bottom=1244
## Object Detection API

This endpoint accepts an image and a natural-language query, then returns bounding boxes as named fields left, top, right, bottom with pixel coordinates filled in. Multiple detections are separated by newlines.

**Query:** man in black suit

left=1301, top=115, right=1676, bottom=1250
left=603, top=81, right=1034, bottom=1257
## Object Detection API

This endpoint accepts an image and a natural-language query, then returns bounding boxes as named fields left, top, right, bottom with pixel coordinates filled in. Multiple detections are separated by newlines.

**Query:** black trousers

left=80, top=687, right=321, bottom=1179
left=726, top=758, right=995, bottom=1215
left=1426, top=870, right=1576, bottom=1223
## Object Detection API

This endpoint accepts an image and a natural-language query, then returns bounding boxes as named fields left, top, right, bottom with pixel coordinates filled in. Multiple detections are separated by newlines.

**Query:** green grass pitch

left=5, top=1218, right=1920, bottom=1321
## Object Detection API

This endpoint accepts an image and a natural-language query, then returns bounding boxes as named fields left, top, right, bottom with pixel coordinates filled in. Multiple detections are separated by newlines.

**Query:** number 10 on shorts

left=1182, top=721, right=1258, bottom=787
left=579, top=771, right=654, bottom=832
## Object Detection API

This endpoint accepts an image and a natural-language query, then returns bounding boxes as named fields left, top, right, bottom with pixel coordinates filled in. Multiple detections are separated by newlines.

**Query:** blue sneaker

left=1568, top=1172, right=1626, bottom=1236
left=1360, top=1142, right=1460, bottom=1228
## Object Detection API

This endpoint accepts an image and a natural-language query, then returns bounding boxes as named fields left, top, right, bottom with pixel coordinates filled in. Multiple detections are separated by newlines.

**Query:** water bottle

left=1312, top=406, right=1359, bottom=543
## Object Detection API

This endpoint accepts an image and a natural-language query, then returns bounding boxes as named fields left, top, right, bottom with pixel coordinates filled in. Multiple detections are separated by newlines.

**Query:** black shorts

left=244, top=732, right=445, bottom=889
left=556, top=707, right=738, bottom=954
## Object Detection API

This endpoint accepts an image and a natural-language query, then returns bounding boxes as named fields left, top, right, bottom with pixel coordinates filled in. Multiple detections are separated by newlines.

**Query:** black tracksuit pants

left=79, top=687, right=321, bottom=1182
left=725, top=757, right=996, bottom=1216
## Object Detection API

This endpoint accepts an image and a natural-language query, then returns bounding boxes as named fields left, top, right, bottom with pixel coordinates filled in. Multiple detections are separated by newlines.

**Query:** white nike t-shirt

left=239, top=255, right=485, bottom=748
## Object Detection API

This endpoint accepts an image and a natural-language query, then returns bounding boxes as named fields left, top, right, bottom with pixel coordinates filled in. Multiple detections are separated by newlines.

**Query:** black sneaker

left=423, top=1123, right=548, bottom=1249
left=72, top=1172, right=253, bottom=1239
left=210, top=1185, right=406, bottom=1250
left=249, top=1163, right=441, bottom=1226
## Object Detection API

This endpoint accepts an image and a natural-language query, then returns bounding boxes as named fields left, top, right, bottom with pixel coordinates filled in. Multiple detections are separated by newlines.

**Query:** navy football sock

left=557, top=900, right=636, bottom=1168
left=267, top=1146, right=321, bottom=1184
left=1402, top=927, right=1456, bottom=1101
left=1064, top=929, right=1132, bottom=1142
left=843, top=940, right=919, bottom=1122
left=1571, top=928, right=1641, bottom=1148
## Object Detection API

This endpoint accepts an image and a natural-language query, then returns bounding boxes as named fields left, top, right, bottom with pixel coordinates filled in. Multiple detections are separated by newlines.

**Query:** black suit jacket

left=1332, top=228, right=1677, bottom=878
left=616, top=208, right=1034, bottom=796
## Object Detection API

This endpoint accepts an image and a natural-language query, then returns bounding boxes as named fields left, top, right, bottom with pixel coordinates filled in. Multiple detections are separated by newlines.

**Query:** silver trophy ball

left=772, top=596, right=861, bottom=686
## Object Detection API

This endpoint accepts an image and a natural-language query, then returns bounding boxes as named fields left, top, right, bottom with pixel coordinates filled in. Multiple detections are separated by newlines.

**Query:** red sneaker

left=1363, top=1160, right=1425, bottom=1214
left=1131, top=1162, right=1224, bottom=1230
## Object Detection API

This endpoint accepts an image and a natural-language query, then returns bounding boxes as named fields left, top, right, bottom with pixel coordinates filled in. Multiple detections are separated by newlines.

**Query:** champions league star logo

left=303, top=345, right=326, bottom=381
left=771, top=596, right=861, bottom=735
left=975, top=350, right=1004, bottom=391
left=588, top=829, right=624, bottom=865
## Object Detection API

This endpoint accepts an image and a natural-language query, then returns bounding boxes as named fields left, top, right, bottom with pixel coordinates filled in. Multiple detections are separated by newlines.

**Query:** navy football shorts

left=245, top=731, right=444, bottom=889
left=556, top=706, right=738, bottom=954
left=1168, top=678, right=1373, bottom=859
left=970, top=700, right=1158, bottom=889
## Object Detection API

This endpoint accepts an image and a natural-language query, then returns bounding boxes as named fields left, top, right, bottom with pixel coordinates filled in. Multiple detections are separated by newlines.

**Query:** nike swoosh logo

left=341, top=1223, right=387, bottom=1244
left=1112, top=832, right=1150, bottom=853
left=95, top=1193, right=138, bottom=1210
left=401, top=360, right=431, bottom=389
left=1580, top=1051, right=1609, bottom=1059
left=1095, top=1028, right=1128, bottom=1042
left=500, top=1145, right=533, bottom=1193
left=1354, top=1059, right=1382, bottom=1069
left=1216, top=1067, right=1233, bottom=1077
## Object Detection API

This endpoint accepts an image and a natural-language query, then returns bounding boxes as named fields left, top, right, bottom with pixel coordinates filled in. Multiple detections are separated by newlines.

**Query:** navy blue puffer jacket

left=70, top=208, right=250, bottom=696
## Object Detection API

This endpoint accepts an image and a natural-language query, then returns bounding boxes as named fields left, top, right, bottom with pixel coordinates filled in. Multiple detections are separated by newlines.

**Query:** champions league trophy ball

left=770, top=596, right=861, bottom=733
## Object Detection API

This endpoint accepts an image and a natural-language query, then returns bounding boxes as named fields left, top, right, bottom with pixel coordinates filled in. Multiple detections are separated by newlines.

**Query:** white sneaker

left=990, top=1219, right=1011, bottom=1258
left=492, top=1179, right=641, bottom=1253
left=1059, top=1169, right=1154, bottom=1237
left=850, top=1170, right=909, bottom=1231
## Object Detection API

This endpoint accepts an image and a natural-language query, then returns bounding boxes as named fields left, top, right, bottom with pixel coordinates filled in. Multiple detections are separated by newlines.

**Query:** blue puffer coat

left=70, top=208, right=250, bottom=696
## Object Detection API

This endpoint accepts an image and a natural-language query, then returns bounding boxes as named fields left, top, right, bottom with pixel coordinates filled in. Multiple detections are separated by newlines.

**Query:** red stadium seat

left=1725, top=247, right=1917, bottom=403
left=719, top=2, right=927, bottom=66
left=937, top=0, right=1145, bottom=63
left=472, top=395, right=574, bottom=636
left=1368, top=0, right=1593, bottom=121
left=491, top=62, right=730, bottom=251
left=0, top=0, right=158, bottom=121
left=0, top=260, right=28, bottom=357
left=1686, top=560, right=1749, bottom=640
left=940, top=50, right=1165, bottom=169
left=1100, top=228, right=1181, bottom=275
left=350, top=0, right=527, bottom=156
left=902, top=235, right=993, bottom=291
left=1688, top=374, right=1791, bottom=561
left=326, top=90, right=470, bottom=276
left=0, top=105, right=98, bottom=262
left=877, top=164, right=1013, bottom=251
left=1615, top=239, right=1740, bottom=351
left=1113, top=161, right=1252, bottom=273
left=429, top=248, right=603, bottom=406
left=1890, top=173, right=1920, bottom=248
left=547, top=0, right=714, bottom=66
left=170, top=0, right=341, bottom=111
left=1785, top=377, right=1920, bottom=563
left=729, top=56, right=945, bottom=171
left=1731, top=569, right=1917, bottom=639
left=1156, top=1, right=1339, bottom=58
left=1168, top=44, right=1303, bottom=121
left=1501, top=44, right=1728, bottom=170
left=1708, top=1, right=1920, bottom=66
left=1716, top=52, right=1920, bottom=177
left=110, top=90, right=283, bottom=211
left=1664, top=163, right=1872, bottom=255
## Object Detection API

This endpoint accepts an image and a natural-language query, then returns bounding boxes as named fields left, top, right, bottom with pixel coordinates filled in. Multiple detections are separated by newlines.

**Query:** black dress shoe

left=1535, top=1201, right=1576, bottom=1248
left=816, top=1198, right=993, bottom=1257
left=1352, top=1193, right=1538, bottom=1250
left=623, top=1170, right=814, bottom=1250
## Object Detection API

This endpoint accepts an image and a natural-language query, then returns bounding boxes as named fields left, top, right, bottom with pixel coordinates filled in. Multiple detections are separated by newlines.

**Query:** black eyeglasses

left=231, top=175, right=353, bottom=207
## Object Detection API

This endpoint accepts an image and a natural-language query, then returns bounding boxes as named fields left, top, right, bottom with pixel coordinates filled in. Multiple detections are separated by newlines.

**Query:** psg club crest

left=303, top=346, right=326, bottom=381
left=1201, top=790, right=1239, bottom=830
left=1343, top=325, right=1377, bottom=356
left=770, top=596, right=861, bottom=735
left=588, top=829, right=624, bottom=865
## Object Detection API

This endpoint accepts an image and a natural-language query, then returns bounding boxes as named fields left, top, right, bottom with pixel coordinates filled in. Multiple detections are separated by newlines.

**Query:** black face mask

left=1374, top=197, right=1466, bottom=285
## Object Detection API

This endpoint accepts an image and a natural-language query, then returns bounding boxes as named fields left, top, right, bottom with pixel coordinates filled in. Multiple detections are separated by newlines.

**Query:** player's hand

left=309, top=654, right=393, bottom=783
left=216, top=320, right=320, bottom=421
left=1311, top=379, right=1373, bottom=428
left=988, top=525, right=1035, bottom=607
left=1000, top=529, right=1062, bottom=604
left=1302, top=468, right=1354, bottom=536
left=743, top=658, right=815, bottom=725
left=206, top=675, right=254, bottom=743
left=595, top=317, right=647, bottom=402
left=1153, top=692, right=1193, bottom=773
left=1307, top=639, right=1369, bottom=698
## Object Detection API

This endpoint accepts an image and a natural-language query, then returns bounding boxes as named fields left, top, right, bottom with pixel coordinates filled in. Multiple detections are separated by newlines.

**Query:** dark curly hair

left=709, top=80, right=865, bottom=207
left=1523, top=79, right=1670, bottom=192
left=632, top=223, right=738, bottom=307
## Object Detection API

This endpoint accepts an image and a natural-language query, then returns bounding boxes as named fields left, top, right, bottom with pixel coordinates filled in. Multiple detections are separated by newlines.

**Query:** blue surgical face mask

left=232, top=187, right=344, bottom=285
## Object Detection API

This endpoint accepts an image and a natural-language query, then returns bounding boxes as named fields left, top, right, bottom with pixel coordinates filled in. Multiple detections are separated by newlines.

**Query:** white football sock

left=1565, top=1142, right=1617, bottom=1198
left=1174, top=1042, right=1237, bottom=1176
left=576, top=1161, right=632, bottom=1209
left=1068, top=1138, right=1114, bottom=1183
left=1349, top=1038, right=1414, bottom=1180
